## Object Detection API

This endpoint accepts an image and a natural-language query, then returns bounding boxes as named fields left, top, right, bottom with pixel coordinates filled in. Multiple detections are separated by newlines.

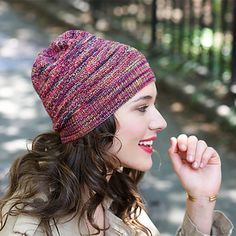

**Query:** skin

left=111, top=82, right=167, bottom=171
left=169, top=135, right=221, bottom=234
left=110, top=81, right=221, bottom=234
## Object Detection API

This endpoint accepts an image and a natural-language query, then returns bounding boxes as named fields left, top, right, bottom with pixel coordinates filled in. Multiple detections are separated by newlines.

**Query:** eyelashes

left=137, top=105, right=149, bottom=113
left=137, top=101, right=158, bottom=113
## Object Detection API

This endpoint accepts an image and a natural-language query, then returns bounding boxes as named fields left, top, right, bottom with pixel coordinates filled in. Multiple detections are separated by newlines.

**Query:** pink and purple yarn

left=31, top=30, right=156, bottom=143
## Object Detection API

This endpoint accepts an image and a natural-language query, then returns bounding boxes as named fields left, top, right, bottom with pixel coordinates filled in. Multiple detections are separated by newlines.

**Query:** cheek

left=117, top=119, right=146, bottom=141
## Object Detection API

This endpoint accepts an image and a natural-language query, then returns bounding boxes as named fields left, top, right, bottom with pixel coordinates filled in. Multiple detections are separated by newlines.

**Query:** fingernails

left=179, top=144, right=186, bottom=151
left=193, top=161, right=198, bottom=168
left=187, top=155, right=194, bottom=162
left=170, top=137, right=175, bottom=142
left=200, top=162, right=204, bottom=168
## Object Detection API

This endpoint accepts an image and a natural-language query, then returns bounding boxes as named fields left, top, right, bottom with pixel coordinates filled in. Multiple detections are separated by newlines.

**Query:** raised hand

left=168, top=134, right=221, bottom=197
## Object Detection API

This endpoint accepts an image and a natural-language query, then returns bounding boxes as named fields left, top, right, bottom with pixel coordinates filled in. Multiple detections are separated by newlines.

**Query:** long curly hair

left=0, top=115, right=151, bottom=235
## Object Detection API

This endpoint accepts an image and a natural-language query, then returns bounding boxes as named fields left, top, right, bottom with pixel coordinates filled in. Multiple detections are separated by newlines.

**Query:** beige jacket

left=0, top=204, right=233, bottom=235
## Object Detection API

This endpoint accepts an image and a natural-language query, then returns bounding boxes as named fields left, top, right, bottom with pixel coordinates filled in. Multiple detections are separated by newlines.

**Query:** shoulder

left=0, top=200, right=42, bottom=236
left=0, top=212, right=42, bottom=236
left=0, top=202, right=160, bottom=236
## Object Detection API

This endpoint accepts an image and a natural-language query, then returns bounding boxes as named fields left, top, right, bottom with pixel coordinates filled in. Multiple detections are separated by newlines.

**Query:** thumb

left=168, top=137, right=182, bottom=174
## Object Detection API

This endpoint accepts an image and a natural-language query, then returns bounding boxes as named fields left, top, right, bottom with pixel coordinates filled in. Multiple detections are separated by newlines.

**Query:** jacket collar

left=13, top=214, right=42, bottom=236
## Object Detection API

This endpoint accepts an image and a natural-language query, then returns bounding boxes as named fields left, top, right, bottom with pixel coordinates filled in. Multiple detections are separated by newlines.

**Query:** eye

left=138, top=105, right=148, bottom=113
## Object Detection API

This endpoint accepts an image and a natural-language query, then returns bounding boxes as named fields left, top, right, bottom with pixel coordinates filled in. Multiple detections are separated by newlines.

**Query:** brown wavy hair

left=0, top=115, right=151, bottom=235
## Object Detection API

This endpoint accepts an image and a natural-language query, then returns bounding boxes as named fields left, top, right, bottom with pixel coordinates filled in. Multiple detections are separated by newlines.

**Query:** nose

left=149, top=108, right=167, bottom=131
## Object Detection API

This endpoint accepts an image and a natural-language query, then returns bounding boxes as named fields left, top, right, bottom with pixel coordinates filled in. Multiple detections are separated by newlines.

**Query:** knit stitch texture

left=32, top=30, right=156, bottom=143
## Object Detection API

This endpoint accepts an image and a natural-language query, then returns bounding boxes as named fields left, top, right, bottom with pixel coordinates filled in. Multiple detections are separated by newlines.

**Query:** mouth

left=138, top=136, right=156, bottom=154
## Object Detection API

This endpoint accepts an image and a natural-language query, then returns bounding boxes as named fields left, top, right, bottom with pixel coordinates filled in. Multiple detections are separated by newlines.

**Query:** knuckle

left=195, top=153, right=202, bottom=160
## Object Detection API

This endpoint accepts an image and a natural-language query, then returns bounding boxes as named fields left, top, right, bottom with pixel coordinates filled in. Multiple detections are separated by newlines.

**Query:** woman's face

left=110, top=82, right=167, bottom=172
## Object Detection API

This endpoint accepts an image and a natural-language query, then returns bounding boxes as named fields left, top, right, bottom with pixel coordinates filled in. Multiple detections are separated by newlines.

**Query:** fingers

left=176, top=134, right=188, bottom=152
left=168, top=137, right=178, bottom=154
left=186, top=136, right=198, bottom=163
left=201, top=147, right=221, bottom=168
left=172, top=134, right=220, bottom=169
left=193, top=140, right=207, bottom=168
left=168, top=137, right=182, bottom=172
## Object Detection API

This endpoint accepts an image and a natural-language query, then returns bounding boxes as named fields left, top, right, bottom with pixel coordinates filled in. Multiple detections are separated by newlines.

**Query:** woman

left=0, top=30, right=233, bottom=235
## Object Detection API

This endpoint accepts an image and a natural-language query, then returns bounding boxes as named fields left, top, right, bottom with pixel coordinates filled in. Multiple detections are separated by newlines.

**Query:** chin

left=139, top=165, right=152, bottom=172
left=134, top=160, right=153, bottom=172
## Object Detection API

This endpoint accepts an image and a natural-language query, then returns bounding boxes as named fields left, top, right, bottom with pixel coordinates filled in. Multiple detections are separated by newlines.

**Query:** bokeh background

left=0, top=0, right=236, bottom=235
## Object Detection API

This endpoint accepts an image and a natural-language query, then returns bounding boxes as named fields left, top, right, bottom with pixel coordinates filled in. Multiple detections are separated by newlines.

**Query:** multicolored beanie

left=32, top=30, right=156, bottom=143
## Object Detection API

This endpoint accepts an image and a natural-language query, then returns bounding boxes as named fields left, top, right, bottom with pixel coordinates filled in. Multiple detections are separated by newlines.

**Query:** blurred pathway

left=0, top=1, right=53, bottom=190
left=0, top=2, right=235, bottom=235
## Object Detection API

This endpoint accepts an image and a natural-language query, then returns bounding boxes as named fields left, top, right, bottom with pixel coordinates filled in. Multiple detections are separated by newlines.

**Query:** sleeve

left=176, top=210, right=234, bottom=236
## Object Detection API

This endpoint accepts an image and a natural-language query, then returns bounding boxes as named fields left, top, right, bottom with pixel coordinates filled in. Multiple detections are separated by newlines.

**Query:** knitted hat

left=32, top=30, right=156, bottom=143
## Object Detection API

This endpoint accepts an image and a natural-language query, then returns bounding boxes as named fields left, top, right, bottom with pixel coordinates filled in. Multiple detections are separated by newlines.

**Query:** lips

left=138, top=136, right=157, bottom=154
left=140, top=136, right=157, bottom=142
left=139, top=145, right=153, bottom=154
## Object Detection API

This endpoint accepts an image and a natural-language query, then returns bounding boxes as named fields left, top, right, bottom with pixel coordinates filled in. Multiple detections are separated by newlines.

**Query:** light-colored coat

left=0, top=202, right=233, bottom=236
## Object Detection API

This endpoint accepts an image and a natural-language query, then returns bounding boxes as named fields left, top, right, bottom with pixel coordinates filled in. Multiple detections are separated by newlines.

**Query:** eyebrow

left=132, top=95, right=158, bottom=103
